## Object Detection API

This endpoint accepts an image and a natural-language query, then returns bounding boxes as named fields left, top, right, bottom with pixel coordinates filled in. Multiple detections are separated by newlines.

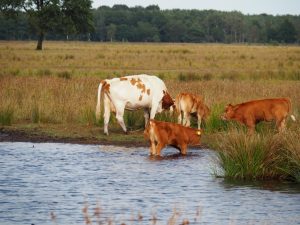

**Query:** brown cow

left=144, top=119, right=202, bottom=156
left=221, top=98, right=296, bottom=134
left=174, top=92, right=210, bottom=129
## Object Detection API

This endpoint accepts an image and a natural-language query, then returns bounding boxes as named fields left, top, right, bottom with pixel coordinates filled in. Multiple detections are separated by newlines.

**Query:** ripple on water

left=0, top=142, right=300, bottom=225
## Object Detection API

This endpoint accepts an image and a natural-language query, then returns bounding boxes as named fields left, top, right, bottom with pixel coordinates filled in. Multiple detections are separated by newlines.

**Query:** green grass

left=205, top=104, right=228, bottom=133
left=212, top=128, right=300, bottom=182
left=0, top=107, right=14, bottom=125
left=124, top=110, right=145, bottom=131
left=31, top=103, right=40, bottom=123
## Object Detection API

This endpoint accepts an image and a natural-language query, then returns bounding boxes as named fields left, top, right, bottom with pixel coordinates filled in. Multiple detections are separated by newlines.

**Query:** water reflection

left=0, top=142, right=300, bottom=225
left=221, top=179, right=300, bottom=194
left=148, top=151, right=203, bottom=161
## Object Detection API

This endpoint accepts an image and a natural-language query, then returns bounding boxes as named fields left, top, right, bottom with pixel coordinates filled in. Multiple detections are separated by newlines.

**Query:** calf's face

left=221, top=104, right=235, bottom=120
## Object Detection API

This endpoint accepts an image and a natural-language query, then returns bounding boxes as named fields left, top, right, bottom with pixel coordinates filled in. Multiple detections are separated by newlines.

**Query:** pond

left=0, top=142, right=300, bottom=225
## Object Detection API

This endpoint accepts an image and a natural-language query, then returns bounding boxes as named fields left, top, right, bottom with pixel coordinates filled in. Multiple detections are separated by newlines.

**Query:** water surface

left=0, top=142, right=300, bottom=225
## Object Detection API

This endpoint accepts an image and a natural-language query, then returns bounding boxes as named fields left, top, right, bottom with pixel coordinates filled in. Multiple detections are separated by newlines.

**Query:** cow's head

left=221, top=104, right=235, bottom=120
left=162, top=91, right=174, bottom=110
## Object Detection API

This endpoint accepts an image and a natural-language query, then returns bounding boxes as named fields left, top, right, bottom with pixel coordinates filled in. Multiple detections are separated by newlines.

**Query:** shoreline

left=0, top=127, right=148, bottom=147
left=0, top=125, right=206, bottom=149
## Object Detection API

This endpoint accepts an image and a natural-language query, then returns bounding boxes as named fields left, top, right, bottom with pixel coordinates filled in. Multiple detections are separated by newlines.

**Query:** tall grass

left=213, top=128, right=300, bottom=182
left=279, top=129, right=300, bottom=182
left=0, top=106, right=14, bottom=125
left=1, top=41, right=300, bottom=81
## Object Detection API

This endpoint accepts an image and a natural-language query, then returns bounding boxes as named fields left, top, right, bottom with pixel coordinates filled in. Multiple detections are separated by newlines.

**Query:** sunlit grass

left=212, top=128, right=300, bottom=182
left=1, top=41, right=300, bottom=80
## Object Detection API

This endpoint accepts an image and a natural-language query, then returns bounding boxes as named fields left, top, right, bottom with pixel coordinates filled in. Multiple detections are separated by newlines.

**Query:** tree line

left=1, top=3, right=300, bottom=47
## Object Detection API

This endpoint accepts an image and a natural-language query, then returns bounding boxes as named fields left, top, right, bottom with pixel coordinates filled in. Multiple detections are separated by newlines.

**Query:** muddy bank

left=0, top=127, right=148, bottom=147
left=0, top=125, right=206, bottom=149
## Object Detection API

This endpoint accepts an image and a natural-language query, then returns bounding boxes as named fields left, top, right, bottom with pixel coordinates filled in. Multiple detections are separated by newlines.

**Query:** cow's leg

left=103, top=96, right=111, bottom=135
left=180, top=144, right=188, bottom=155
left=155, top=142, right=165, bottom=156
left=149, top=102, right=159, bottom=119
left=149, top=141, right=156, bottom=155
left=144, top=108, right=150, bottom=127
left=245, top=118, right=255, bottom=135
left=182, top=112, right=187, bottom=126
left=177, top=111, right=182, bottom=125
left=183, top=112, right=191, bottom=127
left=246, top=123, right=255, bottom=135
left=197, top=113, right=202, bottom=129
left=115, top=105, right=127, bottom=134
left=277, top=118, right=286, bottom=132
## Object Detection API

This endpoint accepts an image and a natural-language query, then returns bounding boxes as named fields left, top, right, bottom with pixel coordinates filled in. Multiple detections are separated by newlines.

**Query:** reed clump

left=213, top=128, right=300, bottom=182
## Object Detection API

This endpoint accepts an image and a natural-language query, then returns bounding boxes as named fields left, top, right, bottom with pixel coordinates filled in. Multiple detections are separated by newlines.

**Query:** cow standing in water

left=144, top=119, right=202, bottom=156
left=221, top=98, right=296, bottom=134
left=95, top=74, right=174, bottom=135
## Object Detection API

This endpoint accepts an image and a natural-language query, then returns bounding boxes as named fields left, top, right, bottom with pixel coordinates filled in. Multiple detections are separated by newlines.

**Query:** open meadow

left=1, top=41, right=300, bottom=181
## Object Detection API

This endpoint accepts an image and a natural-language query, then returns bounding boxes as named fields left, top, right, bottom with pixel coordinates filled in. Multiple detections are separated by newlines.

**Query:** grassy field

left=1, top=41, right=300, bottom=180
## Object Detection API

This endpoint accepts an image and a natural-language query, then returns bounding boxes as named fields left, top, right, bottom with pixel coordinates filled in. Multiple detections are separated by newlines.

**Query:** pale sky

left=92, top=0, right=300, bottom=15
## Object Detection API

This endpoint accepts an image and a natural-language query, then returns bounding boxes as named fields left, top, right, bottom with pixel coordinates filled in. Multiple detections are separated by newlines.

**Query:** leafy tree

left=0, top=0, right=93, bottom=50
left=136, top=21, right=159, bottom=42
left=1, top=4, right=300, bottom=44
left=277, top=19, right=297, bottom=43
left=106, top=23, right=116, bottom=41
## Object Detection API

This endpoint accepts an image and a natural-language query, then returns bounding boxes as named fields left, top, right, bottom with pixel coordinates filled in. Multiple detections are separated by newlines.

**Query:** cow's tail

left=290, top=115, right=296, bottom=122
left=175, top=94, right=182, bottom=115
left=95, top=81, right=104, bottom=121
left=287, top=98, right=296, bottom=122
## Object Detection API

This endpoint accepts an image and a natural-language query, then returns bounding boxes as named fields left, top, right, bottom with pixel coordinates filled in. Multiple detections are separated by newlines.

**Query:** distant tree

left=146, top=5, right=160, bottom=11
left=1, top=4, right=300, bottom=44
left=0, top=0, right=93, bottom=50
left=277, top=19, right=297, bottom=43
left=136, top=21, right=159, bottom=42
left=107, top=23, right=116, bottom=41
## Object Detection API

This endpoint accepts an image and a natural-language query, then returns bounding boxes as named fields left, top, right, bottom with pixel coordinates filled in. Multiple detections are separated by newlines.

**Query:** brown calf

left=221, top=98, right=296, bottom=134
left=175, top=92, right=210, bottom=129
left=144, top=119, right=202, bottom=156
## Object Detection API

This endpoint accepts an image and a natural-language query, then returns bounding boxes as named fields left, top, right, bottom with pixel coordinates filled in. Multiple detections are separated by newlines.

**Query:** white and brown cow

left=95, top=74, right=174, bottom=135
left=174, top=92, right=210, bottom=129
